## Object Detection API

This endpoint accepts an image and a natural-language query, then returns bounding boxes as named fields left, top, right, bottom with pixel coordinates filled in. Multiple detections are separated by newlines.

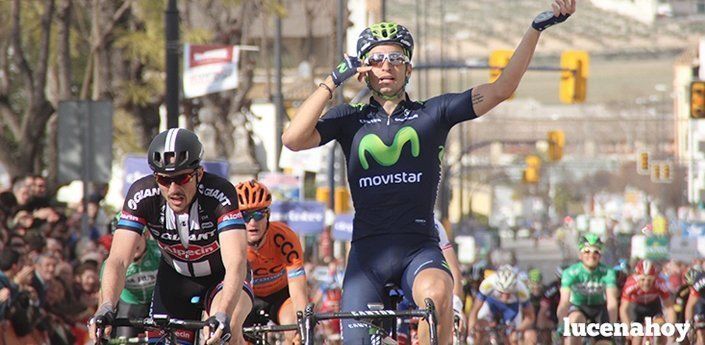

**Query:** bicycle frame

left=297, top=297, right=439, bottom=345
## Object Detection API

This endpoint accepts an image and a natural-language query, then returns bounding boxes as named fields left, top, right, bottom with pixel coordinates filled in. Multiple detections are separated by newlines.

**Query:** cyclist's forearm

left=493, top=28, right=540, bottom=98
left=99, top=258, right=129, bottom=307
left=289, top=277, right=309, bottom=316
left=556, top=301, right=569, bottom=321
left=282, top=76, right=335, bottom=151
left=442, top=248, right=464, bottom=297
left=619, top=301, right=630, bottom=324
left=214, top=257, right=247, bottom=316
left=607, top=304, right=618, bottom=324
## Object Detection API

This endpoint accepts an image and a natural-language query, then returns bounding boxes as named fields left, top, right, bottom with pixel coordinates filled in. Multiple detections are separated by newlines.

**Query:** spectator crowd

left=1, top=176, right=110, bottom=345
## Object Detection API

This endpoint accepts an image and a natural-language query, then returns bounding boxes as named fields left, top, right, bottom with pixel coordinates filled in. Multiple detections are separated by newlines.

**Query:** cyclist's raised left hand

left=532, top=0, right=576, bottom=32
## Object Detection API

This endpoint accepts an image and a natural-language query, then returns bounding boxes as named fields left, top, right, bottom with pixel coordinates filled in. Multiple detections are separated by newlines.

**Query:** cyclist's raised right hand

left=330, top=54, right=363, bottom=87
left=89, top=302, right=116, bottom=342
left=204, top=311, right=231, bottom=345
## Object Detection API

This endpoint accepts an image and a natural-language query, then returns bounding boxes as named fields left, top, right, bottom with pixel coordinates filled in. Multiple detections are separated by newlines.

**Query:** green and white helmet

left=578, top=233, right=604, bottom=251
left=356, top=22, right=414, bottom=59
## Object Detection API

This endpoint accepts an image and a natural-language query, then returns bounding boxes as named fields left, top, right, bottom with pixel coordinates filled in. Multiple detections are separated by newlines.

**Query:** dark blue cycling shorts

left=340, top=234, right=451, bottom=344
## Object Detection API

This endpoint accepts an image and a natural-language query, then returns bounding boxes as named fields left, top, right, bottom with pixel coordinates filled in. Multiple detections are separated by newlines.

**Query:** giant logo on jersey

left=198, top=185, right=232, bottom=206
left=358, top=126, right=419, bottom=169
left=356, top=126, right=423, bottom=188
left=160, top=241, right=219, bottom=261
left=128, top=187, right=160, bottom=210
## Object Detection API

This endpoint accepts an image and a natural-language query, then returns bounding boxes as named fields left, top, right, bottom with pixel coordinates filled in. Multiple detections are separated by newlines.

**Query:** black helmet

left=356, top=22, right=414, bottom=59
left=147, top=128, right=203, bottom=173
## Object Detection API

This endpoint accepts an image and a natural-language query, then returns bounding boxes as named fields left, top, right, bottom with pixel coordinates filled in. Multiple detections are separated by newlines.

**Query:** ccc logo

left=274, top=233, right=300, bottom=263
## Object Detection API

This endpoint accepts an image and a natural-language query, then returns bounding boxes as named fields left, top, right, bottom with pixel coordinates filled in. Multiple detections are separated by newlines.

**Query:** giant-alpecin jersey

left=117, top=172, right=245, bottom=278
left=315, top=91, right=477, bottom=241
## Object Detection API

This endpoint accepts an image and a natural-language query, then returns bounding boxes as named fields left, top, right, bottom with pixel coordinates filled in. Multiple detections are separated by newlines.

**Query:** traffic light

left=547, top=130, right=565, bottom=161
left=637, top=151, right=650, bottom=175
left=489, top=50, right=513, bottom=83
left=523, top=155, right=541, bottom=184
left=560, top=51, right=589, bottom=104
left=317, top=186, right=352, bottom=213
left=650, top=161, right=661, bottom=183
left=334, top=187, right=351, bottom=213
left=692, top=81, right=705, bottom=119
left=662, top=162, right=672, bottom=182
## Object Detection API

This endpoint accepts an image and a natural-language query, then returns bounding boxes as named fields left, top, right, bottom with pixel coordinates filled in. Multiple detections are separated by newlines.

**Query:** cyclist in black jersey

left=90, top=128, right=253, bottom=345
left=282, top=2, right=575, bottom=343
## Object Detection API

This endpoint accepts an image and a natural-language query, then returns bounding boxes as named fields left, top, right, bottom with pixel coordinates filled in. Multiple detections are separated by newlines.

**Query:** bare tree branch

left=0, top=41, right=9, bottom=94
left=0, top=99, right=21, bottom=134
left=11, top=0, right=35, bottom=92
left=56, top=0, right=72, bottom=99
left=80, top=0, right=133, bottom=99
left=34, top=0, right=56, bottom=101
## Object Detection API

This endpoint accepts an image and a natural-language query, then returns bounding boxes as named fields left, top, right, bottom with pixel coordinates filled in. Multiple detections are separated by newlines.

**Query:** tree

left=0, top=0, right=56, bottom=178
left=0, top=0, right=282, bottom=187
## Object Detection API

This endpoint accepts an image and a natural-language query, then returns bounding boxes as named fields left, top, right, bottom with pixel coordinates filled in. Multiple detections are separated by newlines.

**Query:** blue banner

left=332, top=213, right=354, bottom=241
left=123, top=155, right=229, bottom=196
left=270, top=201, right=326, bottom=234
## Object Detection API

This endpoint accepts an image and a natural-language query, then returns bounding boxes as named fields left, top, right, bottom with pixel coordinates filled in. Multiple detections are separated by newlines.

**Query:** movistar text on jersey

left=358, top=172, right=422, bottom=188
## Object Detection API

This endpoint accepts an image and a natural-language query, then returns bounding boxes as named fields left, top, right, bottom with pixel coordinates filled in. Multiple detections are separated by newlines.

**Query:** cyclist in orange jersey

left=237, top=180, right=307, bottom=344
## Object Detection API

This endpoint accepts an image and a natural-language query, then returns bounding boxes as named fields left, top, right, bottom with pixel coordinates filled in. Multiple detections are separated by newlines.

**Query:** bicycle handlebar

left=111, top=316, right=209, bottom=330
left=243, top=323, right=299, bottom=333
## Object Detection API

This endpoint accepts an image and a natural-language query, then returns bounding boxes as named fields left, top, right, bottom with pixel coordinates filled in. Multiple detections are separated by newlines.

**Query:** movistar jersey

left=100, top=239, right=161, bottom=305
left=561, top=262, right=616, bottom=306
left=316, top=91, right=476, bottom=241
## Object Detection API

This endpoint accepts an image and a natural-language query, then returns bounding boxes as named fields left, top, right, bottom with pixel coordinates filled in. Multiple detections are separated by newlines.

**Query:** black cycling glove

left=331, top=55, right=361, bottom=87
left=532, top=10, right=571, bottom=31
left=90, top=302, right=116, bottom=338
left=206, top=311, right=232, bottom=344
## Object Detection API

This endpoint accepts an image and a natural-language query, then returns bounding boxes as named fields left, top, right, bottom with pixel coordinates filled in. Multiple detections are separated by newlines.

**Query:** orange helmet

left=235, top=180, right=272, bottom=211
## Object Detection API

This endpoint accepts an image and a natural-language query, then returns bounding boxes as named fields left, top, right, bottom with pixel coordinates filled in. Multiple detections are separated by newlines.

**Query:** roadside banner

left=270, top=200, right=326, bottom=234
left=331, top=213, right=354, bottom=241
left=183, top=44, right=240, bottom=98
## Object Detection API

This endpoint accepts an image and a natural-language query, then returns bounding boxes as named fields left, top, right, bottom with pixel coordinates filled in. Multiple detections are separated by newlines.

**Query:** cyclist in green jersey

left=99, top=217, right=160, bottom=338
left=557, top=233, right=618, bottom=345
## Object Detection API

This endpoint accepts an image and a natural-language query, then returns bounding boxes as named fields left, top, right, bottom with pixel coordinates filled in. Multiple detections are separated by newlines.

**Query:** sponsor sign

left=183, top=44, right=240, bottom=98
left=270, top=201, right=325, bottom=234
left=331, top=213, right=354, bottom=241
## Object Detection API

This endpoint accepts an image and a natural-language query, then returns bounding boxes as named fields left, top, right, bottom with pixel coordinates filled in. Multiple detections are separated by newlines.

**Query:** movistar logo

left=337, top=61, right=348, bottom=73
left=358, top=126, right=420, bottom=170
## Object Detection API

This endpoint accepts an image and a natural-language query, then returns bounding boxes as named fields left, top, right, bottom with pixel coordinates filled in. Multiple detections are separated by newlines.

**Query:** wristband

left=532, top=11, right=570, bottom=32
left=319, top=83, right=333, bottom=99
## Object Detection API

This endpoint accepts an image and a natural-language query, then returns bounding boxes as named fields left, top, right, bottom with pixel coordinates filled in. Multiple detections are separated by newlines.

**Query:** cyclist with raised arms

left=282, top=1, right=576, bottom=343
left=619, top=259, right=675, bottom=345
left=236, top=180, right=308, bottom=344
left=90, top=128, right=253, bottom=345
left=557, top=234, right=618, bottom=345
left=467, top=265, right=537, bottom=345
